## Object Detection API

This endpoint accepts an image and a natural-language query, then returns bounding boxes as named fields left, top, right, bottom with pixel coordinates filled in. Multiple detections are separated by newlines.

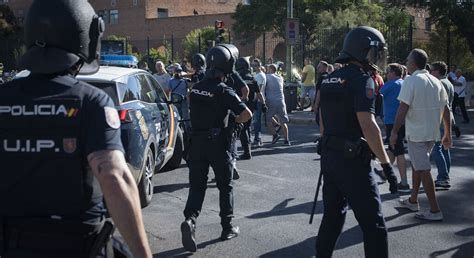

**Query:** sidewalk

left=288, top=107, right=474, bottom=126
left=288, top=110, right=317, bottom=125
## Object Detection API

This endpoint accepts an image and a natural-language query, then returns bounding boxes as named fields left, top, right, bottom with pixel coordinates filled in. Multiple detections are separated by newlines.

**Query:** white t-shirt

left=398, top=69, right=448, bottom=142
left=263, top=73, right=284, bottom=104
left=153, top=72, right=172, bottom=92
left=254, top=71, right=266, bottom=91
left=453, top=75, right=467, bottom=97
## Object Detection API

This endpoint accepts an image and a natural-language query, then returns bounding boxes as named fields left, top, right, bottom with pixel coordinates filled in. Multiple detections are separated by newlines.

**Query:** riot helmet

left=19, top=0, right=104, bottom=75
left=191, top=53, right=206, bottom=70
left=205, top=45, right=235, bottom=77
left=235, top=57, right=251, bottom=74
left=335, top=26, right=387, bottom=72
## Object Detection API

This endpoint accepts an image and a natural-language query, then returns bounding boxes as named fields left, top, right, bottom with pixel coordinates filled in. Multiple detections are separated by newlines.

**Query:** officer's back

left=320, top=64, right=372, bottom=139
left=0, top=1, right=151, bottom=257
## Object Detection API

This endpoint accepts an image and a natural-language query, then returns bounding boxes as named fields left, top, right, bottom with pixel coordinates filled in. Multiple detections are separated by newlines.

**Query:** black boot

left=237, top=153, right=251, bottom=160
left=181, top=219, right=197, bottom=252
left=220, top=224, right=240, bottom=241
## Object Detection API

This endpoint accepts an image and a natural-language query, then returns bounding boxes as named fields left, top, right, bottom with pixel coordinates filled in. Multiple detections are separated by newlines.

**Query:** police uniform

left=316, top=64, right=388, bottom=258
left=0, top=74, right=123, bottom=257
left=226, top=71, right=247, bottom=172
left=183, top=77, right=246, bottom=231
left=191, top=68, right=206, bottom=84
left=238, top=72, right=260, bottom=157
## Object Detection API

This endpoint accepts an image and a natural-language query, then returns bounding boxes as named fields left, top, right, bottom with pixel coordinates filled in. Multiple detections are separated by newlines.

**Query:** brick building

left=3, top=0, right=254, bottom=61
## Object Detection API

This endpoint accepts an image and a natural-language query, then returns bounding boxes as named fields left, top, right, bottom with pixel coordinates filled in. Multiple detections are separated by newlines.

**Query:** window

left=137, top=74, right=157, bottom=103
left=145, top=74, right=168, bottom=103
left=425, top=17, right=431, bottom=32
left=97, top=10, right=109, bottom=24
left=111, top=0, right=116, bottom=7
left=121, top=76, right=141, bottom=103
left=87, top=82, right=120, bottom=105
left=133, top=0, right=138, bottom=5
left=157, top=8, right=168, bottom=18
left=109, top=9, right=119, bottom=25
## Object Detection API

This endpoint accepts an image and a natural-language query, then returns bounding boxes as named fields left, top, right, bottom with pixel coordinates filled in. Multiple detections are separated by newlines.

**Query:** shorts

left=300, top=85, right=316, bottom=99
left=385, top=124, right=405, bottom=156
left=266, top=101, right=290, bottom=124
left=407, top=140, right=434, bottom=171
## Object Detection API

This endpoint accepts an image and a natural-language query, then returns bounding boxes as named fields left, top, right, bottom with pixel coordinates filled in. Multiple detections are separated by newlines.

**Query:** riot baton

left=309, top=169, right=323, bottom=224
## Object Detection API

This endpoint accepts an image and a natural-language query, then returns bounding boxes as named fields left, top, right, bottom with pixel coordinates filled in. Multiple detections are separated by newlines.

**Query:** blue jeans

left=252, top=101, right=262, bottom=141
left=431, top=142, right=451, bottom=181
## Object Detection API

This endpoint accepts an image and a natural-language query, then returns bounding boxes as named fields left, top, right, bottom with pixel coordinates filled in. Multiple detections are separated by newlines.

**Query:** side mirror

left=168, top=92, right=185, bottom=104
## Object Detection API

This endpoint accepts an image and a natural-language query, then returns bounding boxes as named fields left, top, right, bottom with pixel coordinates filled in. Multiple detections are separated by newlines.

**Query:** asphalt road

left=143, top=120, right=474, bottom=258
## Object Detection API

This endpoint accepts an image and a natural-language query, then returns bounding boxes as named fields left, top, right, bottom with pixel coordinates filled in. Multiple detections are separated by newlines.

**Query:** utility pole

left=286, top=0, right=293, bottom=82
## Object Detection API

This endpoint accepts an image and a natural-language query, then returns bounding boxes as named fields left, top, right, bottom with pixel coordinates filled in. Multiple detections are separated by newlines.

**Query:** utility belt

left=0, top=217, right=114, bottom=257
left=321, top=135, right=374, bottom=161
left=192, top=128, right=224, bottom=140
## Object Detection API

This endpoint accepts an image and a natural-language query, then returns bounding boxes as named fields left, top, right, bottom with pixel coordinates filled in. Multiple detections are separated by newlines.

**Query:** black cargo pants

left=315, top=147, right=388, bottom=258
left=183, top=132, right=234, bottom=227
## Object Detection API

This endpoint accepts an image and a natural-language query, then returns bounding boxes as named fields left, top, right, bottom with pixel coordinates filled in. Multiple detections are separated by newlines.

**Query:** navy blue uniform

left=238, top=72, right=259, bottom=156
left=316, top=64, right=387, bottom=258
left=0, top=74, right=123, bottom=257
left=184, top=77, right=246, bottom=227
left=226, top=71, right=247, bottom=169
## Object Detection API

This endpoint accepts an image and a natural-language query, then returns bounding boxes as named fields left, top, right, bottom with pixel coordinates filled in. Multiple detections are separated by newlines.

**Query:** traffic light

left=214, top=20, right=225, bottom=43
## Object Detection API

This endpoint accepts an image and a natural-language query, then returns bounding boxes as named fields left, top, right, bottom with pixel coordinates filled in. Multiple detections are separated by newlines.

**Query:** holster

left=321, top=136, right=373, bottom=162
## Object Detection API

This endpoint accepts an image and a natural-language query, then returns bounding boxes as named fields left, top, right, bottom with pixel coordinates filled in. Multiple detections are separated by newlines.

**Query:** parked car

left=77, top=66, right=184, bottom=207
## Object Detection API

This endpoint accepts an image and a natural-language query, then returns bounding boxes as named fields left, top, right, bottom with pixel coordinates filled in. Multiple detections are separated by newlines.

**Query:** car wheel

left=164, top=128, right=183, bottom=170
left=138, top=147, right=155, bottom=208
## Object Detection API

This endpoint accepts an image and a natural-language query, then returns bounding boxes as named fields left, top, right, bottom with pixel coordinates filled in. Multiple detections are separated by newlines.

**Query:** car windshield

left=86, top=81, right=120, bottom=106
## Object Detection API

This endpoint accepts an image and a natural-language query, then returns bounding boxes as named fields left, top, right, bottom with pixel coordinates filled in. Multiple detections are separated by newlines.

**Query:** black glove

left=381, top=163, right=398, bottom=194
left=261, top=104, right=268, bottom=113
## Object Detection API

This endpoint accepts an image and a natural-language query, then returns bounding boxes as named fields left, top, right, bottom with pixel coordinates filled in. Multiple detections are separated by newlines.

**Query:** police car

left=77, top=65, right=184, bottom=208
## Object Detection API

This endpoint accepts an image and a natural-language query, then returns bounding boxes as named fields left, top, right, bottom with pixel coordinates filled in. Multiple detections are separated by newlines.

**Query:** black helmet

left=191, top=53, right=206, bottom=70
left=335, top=26, right=387, bottom=72
left=235, top=57, right=251, bottom=74
left=19, top=0, right=104, bottom=74
left=205, top=45, right=236, bottom=76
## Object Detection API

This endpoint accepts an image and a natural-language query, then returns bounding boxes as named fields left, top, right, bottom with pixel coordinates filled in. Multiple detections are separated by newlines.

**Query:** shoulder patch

left=104, top=106, right=120, bottom=129
left=366, top=78, right=375, bottom=99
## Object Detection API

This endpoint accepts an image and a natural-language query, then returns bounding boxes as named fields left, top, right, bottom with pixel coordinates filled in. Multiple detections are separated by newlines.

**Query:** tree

left=182, top=26, right=228, bottom=60
left=232, top=0, right=410, bottom=41
left=0, top=4, right=23, bottom=70
left=386, top=0, right=474, bottom=54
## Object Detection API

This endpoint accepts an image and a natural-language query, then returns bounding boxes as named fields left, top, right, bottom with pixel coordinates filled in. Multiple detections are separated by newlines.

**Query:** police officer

left=180, top=45, right=252, bottom=252
left=316, top=26, right=398, bottom=258
left=217, top=44, right=249, bottom=179
left=235, top=57, right=267, bottom=159
left=190, top=53, right=206, bottom=85
left=0, top=1, right=151, bottom=257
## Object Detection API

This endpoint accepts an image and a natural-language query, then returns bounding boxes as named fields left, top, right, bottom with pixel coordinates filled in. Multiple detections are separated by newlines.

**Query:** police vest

left=0, top=76, right=101, bottom=219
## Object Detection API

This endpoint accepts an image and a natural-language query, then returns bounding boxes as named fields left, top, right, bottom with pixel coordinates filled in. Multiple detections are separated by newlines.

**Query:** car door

left=136, top=73, right=161, bottom=145
left=145, top=74, right=173, bottom=150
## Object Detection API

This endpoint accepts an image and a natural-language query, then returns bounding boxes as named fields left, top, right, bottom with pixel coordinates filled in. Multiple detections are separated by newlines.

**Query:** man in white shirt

left=452, top=69, right=469, bottom=123
left=391, top=49, right=452, bottom=221
left=153, top=61, right=172, bottom=96
left=263, top=64, right=290, bottom=145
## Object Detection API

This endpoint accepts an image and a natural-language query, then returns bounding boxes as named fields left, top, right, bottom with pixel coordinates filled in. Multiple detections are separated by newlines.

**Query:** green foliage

left=386, top=0, right=474, bottom=53
left=232, top=0, right=410, bottom=40
left=415, top=27, right=474, bottom=79
left=182, top=26, right=226, bottom=60
left=0, top=4, right=21, bottom=36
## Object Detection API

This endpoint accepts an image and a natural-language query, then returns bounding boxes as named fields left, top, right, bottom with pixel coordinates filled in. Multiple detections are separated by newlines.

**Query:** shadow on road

left=246, top=198, right=322, bottom=219
left=153, top=183, right=189, bottom=194
left=429, top=226, right=474, bottom=257
left=153, top=238, right=221, bottom=258
left=260, top=236, right=316, bottom=258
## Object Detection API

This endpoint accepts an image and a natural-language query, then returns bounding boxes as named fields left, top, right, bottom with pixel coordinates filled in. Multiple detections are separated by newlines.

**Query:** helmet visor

left=367, top=45, right=387, bottom=72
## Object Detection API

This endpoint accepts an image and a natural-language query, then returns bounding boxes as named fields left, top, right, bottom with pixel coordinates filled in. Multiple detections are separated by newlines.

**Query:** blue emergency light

left=100, top=55, right=139, bottom=68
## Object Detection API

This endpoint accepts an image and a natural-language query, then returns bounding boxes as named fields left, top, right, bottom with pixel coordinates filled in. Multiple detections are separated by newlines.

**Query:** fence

left=253, top=24, right=413, bottom=70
